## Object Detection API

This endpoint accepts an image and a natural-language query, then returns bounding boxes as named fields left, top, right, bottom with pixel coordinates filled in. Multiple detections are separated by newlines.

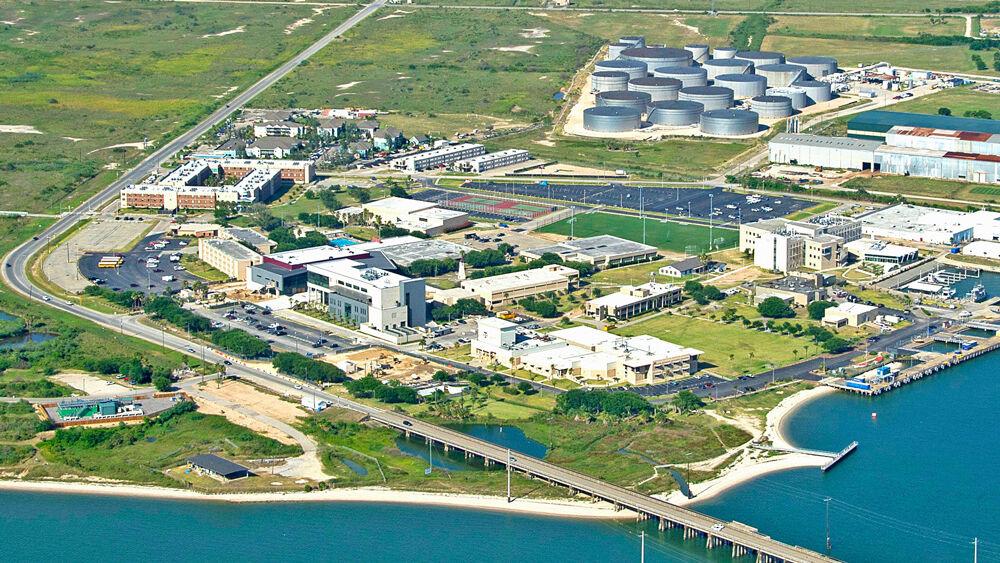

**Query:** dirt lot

left=49, top=372, right=131, bottom=395
left=322, top=348, right=454, bottom=384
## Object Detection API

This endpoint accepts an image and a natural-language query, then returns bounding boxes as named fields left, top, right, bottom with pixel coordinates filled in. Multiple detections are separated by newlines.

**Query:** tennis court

left=411, top=189, right=556, bottom=221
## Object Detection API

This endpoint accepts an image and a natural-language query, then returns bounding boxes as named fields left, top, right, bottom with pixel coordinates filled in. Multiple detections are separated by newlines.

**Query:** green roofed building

left=848, top=111, right=1000, bottom=140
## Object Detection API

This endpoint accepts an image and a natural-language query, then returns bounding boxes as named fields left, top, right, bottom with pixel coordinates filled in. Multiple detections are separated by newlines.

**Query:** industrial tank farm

left=596, top=90, right=651, bottom=112
left=583, top=106, right=642, bottom=132
left=703, top=59, right=753, bottom=80
left=678, top=86, right=734, bottom=111
left=594, top=59, right=648, bottom=80
left=755, top=64, right=809, bottom=87
left=787, top=56, right=838, bottom=78
left=628, top=77, right=682, bottom=102
left=700, top=109, right=760, bottom=136
left=574, top=34, right=841, bottom=138
left=621, top=47, right=693, bottom=68
left=647, top=100, right=703, bottom=126
left=713, top=74, right=767, bottom=99
left=652, top=66, right=708, bottom=87
left=591, top=71, right=630, bottom=93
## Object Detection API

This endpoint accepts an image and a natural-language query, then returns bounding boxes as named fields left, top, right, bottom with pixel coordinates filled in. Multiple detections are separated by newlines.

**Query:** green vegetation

left=784, top=201, right=838, bottom=221
left=0, top=316, right=26, bottom=338
left=0, top=1, right=348, bottom=213
left=614, top=314, right=806, bottom=376
left=730, top=13, right=774, bottom=51
left=519, top=295, right=560, bottom=318
left=708, top=381, right=813, bottom=426
left=555, top=389, right=653, bottom=418
left=273, top=352, right=347, bottom=384
left=487, top=130, right=752, bottom=181
left=181, top=255, right=229, bottom=282
left=758, top=296, right=796, bottom=318
left=0, top=400, right=52, bottom=442
left=842, top=175, right=1000, bottom=206
left=808, top=300, right=837, bottom=320
left=538, top=212, right=737, bottom=254
left=39, top=401, right=300, bottom=486
left=81, top=356, right=168, bottom=386
left=671, top=390, right=705, bottom=413
left=344, top=375, right=419, bottom=404
left=211, top=329, right=271, bottom=359
left=252, top=9, right=601, bottom=133
left=684, top=280, right=726, bottom=305
left=0, top=444, right=35, bottom=466
left=0, top=369, right=75, bottom=398
left=145, top=296, right=213, bottom=333
left=431, top=298, right=488, bottom=323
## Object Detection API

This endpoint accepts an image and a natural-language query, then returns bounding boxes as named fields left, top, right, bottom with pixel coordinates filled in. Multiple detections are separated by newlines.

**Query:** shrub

left=758, top=297, right=795, bottom=319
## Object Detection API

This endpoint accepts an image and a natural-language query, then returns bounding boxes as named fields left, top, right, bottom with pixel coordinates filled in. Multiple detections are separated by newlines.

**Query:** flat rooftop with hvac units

left=570, top=35, right=842, bottom=139
left=337, top=196, right=471, bottom=236
left=519, top=235, right=658, bottom=269
left=472, top=320, right=702, bottom=386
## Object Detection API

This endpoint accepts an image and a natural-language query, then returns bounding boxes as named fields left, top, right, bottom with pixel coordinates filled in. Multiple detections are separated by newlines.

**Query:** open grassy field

left=888, top=87, right=1000, bottom=117
left=487, top=129, right=753, bottom=180
left=761, top=35, right=1000, bottom=77
left=538, top=212, right=738, bottom=254
left=250, top=9, right=602, bottom=132
left=842, top=175, right=1000, bottom=205
left=0, top=1, right=350, bottom=213
left=542, top=11, right=740, bottom=46
left=770, top=15, right=966, bottom=37
left=406, top=0, right=982, bottom=13
left=614, top=313, right=807, bottom=376
left=784, top=201, right=838, bottom=220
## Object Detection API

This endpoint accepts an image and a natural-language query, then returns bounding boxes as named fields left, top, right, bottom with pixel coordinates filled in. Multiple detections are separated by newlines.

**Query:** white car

left=711, top=523, right=725, bottom=532
left=42, top=296, right=51, bottom=301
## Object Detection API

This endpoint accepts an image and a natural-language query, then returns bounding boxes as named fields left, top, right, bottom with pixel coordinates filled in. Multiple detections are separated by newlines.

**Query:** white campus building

left=584, top=282, right=682, bottom=320
left=390, top=143, right=486, bottom=172
left=452, top=149, right=532, bottom=173
left=459, top=264, right=580, bottom=310
left=471, top=320, right=701, bottom=385
left=341, top=197, right=471, bottom=236
left=197, top=238, right=262, bottom=281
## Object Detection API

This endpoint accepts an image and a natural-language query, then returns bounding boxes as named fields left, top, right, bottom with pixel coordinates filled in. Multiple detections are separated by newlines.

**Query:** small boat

left=966, top=283, right=988, bottom=303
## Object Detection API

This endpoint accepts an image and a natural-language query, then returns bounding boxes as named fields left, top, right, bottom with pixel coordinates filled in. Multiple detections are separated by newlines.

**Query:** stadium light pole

left=709, top=193, right=714, bottom=251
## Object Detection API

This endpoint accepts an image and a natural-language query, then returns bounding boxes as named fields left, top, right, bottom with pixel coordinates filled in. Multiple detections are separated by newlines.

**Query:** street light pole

left=825, top=497, right=832, bottom=552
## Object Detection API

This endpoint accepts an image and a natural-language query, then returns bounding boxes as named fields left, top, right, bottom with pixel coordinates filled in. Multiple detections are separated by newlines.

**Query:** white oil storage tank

left=652, top=66, right=708, bottom=87
left=703, top=58, right=754, bottom=80
left=685, top=44, right=710, bottom=64
left=607, top=43, right=631, bottom=61
left=628, top=76, right=682, bottom=101
left=619, top=36, right=646, bottom=48
left=791, top=80, right=833, bottom=104
left=584, top=106, right=642, bottom=132
left=734, top=50, right=785, bottom=67
left=767, top=86, right=808, bottom=109
left=595, top=59, right=648, bottom=80
left=591, top=71, right=630, bottom=93
left=700, top=109, right=760, bottom=136
left=786, top=56, right=838, bottom=78
left=713, top=74, right=767, bottom=99
left=621, top=47, right=693, bottom=69
left=750, top=95, right=794, bottom=119
left=713, top=46, right=738, bottom=59
left=647, top=100, right=704, bottom=126
left=678, top=86, right=734, bottom=111
left=596, top=90, right=652, bottom=113
left=755, top=63, right=808, bottom=87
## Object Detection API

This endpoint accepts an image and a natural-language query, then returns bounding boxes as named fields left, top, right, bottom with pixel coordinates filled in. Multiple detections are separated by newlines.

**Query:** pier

left=748, top=441, right=858, bottom=472
left=376, top=409, right=836, bottom=563
left=827, top=334, right=1000, bottom=397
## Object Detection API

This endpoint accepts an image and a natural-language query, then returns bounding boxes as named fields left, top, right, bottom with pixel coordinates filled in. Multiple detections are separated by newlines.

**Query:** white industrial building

left=452, top=149, right=532, bottom=173
left=769, top=133, right=882, bottom=170
left=857, top=204, right=975, bottom=246
left=197, top=238, right=262, bottom=281
left=823, top=302, right=880, bottom=327
left=347, top=197, right=471, bottom=236
left=520, top=235, right=659, bottom=269
left=962, top=240, right=1000, bottom=260
left=305, top=258, right=426, bottom=343
left=471, top=320, right=702, bottom=385
left=844, top=238, right=919, bottom=265
left=390, top=143, right=486, bottom=172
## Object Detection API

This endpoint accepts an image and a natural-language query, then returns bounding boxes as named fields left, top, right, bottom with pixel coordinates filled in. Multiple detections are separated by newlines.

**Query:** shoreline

left=665, top=384, right=838, bottom=507
left=0, top=479, right=634, bottom=520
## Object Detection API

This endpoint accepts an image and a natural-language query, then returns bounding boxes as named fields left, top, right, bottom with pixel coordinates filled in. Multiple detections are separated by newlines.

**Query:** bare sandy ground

left=41, top=216, right=157, bottom=294
left=0, top=480, right=634, bottom=518
left=202, top=26, right=244, bottom=38
left=0, top=125, right=43, bottom=134
left=49, top=373, right=130, bottom=395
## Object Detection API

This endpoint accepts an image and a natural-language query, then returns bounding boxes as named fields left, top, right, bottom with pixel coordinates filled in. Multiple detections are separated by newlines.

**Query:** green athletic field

left=537, top=212, right=736, bottom=254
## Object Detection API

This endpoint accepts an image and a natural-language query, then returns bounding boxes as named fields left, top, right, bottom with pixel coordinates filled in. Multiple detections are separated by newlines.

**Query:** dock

left=821, top=441, right=858, bottom=472
left=748, top=441, right=858, bottom=472
left=827, top=334, right=1000, bottom=397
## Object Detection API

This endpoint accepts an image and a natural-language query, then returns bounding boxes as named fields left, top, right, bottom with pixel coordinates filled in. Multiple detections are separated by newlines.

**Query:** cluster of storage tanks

left=584, top=36, right=838, bottom=137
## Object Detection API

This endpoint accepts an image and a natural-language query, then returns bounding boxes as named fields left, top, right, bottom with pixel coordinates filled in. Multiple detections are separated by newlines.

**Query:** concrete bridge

left=371, top=408, right=837, bottom=563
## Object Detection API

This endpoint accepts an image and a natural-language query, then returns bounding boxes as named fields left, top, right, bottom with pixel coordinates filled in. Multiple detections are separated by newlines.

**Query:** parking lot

left=203, top=302, right=356, bottom=353
left=79, top=234, right=200, bottom=294
left=462, top=181, right=813, bottom=227
left=625, top=373, right=731, bottom=398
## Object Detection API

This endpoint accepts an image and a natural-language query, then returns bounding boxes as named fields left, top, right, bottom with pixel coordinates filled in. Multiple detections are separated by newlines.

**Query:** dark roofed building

left=317, top=117, right=346, bottom=138
left=848, top=110, right=1000, bottom=140
left=187, top=454, right=252, bottom=481
left=246, top=136, right=301, bottom=159
left=659, top=256, right=705, bottom=278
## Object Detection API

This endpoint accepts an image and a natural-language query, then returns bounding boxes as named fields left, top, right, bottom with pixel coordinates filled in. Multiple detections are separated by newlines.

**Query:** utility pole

left=973, top=537, right=978, bottom=563
left=825, top=497, right=832, bottom=552
left=641, top=186, right=646, bottom=245
left=640, top=531, right=645, bottom=563
left=506, top=448, right=513, bottom=503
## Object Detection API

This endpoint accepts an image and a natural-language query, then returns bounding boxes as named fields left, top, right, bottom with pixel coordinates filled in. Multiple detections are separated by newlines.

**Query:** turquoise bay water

left=2, top=357, right=998, bottom=561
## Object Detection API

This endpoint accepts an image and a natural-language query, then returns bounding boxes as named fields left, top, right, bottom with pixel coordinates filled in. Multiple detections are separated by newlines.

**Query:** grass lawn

left=542, top=12, right=740, bottom=45
left=842, top=175, right=1000, bottom=206
left=37, top=403, right=301, bottom=487
left=770, top=15, right=966, bottom=37
left=486, top=129, right=754, bottom=181
left=614, top=313, right=808, bottom=376
left=538, top=212, right=738, bottom=254
left=784, top=201, right=839, bottom=220
left=0, top=1, right=350, bottom=213
left=251, top=9, right=602, bottom=136
left=846, top=287, right=911, bottom=310
left=409, top=0, right=972, bottom=12
left=888, top=87, right=1000, bottom=118
left=761, top=35, right=999, bottom=78
left=708, top=381, right=815, bottom=427
left=181, top=254, right=229, bottom=282
left=591, top=259, right=670, bottom=286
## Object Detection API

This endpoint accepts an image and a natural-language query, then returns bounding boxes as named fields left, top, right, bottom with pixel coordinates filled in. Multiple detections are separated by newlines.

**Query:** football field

left=537, top=212, right=736, bottom=254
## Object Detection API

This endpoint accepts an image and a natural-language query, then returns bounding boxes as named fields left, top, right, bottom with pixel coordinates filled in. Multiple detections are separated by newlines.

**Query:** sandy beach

left=665, top=385, right=838, bottom=507
left=0, top=480, right=634, bottom=520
